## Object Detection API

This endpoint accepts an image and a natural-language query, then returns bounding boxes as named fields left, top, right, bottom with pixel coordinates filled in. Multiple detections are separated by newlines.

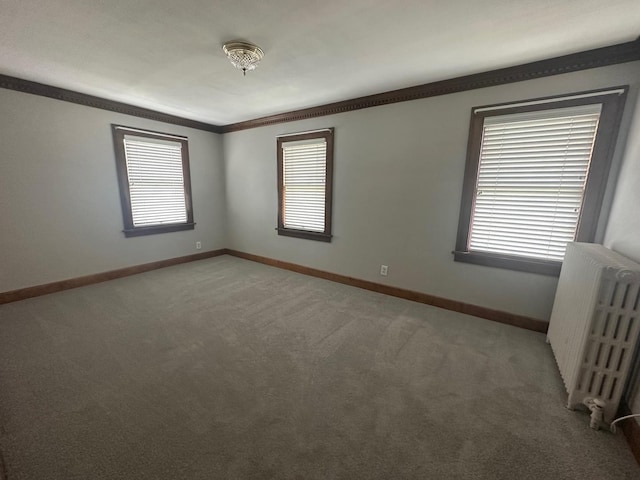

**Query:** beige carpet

left=0, top=255, right=638, bottom=479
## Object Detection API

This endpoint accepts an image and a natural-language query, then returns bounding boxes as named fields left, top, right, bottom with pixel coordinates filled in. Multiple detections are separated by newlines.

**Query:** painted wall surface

left=0, top=89, right=226, bottom=292
left=604, top=92, right=640, bottom=419
left=224, top=62, right=640, bottom=321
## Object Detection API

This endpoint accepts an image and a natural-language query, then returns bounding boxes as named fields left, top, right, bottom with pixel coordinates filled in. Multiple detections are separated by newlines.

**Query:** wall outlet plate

left=380, top=265, right=388, bottom=276
left=196, top=241, right=202, bottom=250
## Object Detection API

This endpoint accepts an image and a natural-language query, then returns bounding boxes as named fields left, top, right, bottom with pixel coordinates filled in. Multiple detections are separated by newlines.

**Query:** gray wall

left=0, top=88, right=226, bottom=292
left=224, top=62, right=640, bottom=321
left=604, top=92, right=640, bottom=419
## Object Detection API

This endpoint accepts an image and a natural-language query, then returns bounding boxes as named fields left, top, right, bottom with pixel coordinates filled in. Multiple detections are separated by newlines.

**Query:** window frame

left=111, top=125, right=195, bottom=238
left=454, top=87, right=628, bottom=276
left=276, top=128, right=334, bottom=242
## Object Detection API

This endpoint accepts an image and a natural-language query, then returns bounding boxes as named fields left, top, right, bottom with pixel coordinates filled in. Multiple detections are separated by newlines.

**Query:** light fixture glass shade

left=222, top=41, right=264, bottom=75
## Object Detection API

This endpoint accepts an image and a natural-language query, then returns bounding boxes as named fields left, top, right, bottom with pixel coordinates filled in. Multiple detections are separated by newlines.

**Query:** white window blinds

left=468, top=104, right=602, bottom=261
left=123, top=135, right=188, bottom=227
left=282, top=138, right=327, bottom=232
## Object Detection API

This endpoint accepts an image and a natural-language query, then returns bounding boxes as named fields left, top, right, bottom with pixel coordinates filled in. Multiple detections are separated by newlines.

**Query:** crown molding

left=1, top=39, right=639, bottom=134
left=221, top=38, right=640, bottom=133
left=0, top=74, right=222, bottom=133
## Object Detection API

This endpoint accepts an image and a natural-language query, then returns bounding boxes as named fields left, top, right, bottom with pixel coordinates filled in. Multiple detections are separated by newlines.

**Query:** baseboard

left=0, top=249, right=227, bottom=305
left=1, top=247, right=548, bottom=333
left=225, top=249, right=548, bottom=333
left=619, top=401, right=640, bottom=466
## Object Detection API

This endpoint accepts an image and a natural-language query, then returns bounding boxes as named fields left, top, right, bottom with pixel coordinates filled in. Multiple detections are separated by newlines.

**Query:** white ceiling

left=1, top=0, right=639, bottom=125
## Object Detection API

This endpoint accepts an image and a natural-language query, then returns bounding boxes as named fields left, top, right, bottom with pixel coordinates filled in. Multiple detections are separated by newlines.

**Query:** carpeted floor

left=0, top=255, right=638, bottom=479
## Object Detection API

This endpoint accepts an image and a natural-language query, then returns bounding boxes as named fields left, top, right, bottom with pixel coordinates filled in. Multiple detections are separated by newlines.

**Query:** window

left=277, top=128, right=334, bottom=242
left=455, top=87, right=627, bottom=275
left=112, top=125, right=195, bottom=237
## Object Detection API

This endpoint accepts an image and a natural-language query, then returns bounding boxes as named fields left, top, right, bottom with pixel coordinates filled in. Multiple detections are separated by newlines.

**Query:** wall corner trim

left=225, top=249, right=549, bottom=333
left=0, top=249, right=227, bottom=305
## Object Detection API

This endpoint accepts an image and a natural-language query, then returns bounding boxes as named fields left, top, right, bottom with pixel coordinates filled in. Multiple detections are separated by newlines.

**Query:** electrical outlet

left=380, top=265, right=388, bottom=276
left=196, top=241, right=202, bottom=250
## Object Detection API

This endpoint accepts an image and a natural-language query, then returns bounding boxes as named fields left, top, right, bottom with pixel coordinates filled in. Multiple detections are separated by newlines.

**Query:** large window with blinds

left=112, top=125, right=194, bottom=237
left=454, top=88, right=627, bottom=275
left=277, top=129, right=334, bottom=242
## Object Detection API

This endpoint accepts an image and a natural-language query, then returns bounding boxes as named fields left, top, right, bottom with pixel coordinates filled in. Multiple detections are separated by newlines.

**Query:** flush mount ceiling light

left=222, top=41, right=264, bottom=76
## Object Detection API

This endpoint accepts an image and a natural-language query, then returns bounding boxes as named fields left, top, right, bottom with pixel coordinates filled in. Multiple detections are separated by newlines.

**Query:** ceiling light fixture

left=222, top=41, right=264, bottom=76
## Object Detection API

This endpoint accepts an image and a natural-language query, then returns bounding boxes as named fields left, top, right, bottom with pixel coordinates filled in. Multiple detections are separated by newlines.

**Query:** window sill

left=277, top=227, right=332, bottom=243
left=123, top=222, right=195, bottom=238
left=453, top=250, right=561, bottom=276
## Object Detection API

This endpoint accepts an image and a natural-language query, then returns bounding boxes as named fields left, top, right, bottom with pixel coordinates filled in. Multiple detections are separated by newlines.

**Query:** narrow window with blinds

left=455, top=88, right=627, bottom=275
left=277, top=129, right=334, bottom=242
left=112, top=125, right=195, bottom=237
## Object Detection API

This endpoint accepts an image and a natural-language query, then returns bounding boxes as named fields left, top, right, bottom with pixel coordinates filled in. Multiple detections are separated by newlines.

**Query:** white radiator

left=548, top=242, right=640, bottom=426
